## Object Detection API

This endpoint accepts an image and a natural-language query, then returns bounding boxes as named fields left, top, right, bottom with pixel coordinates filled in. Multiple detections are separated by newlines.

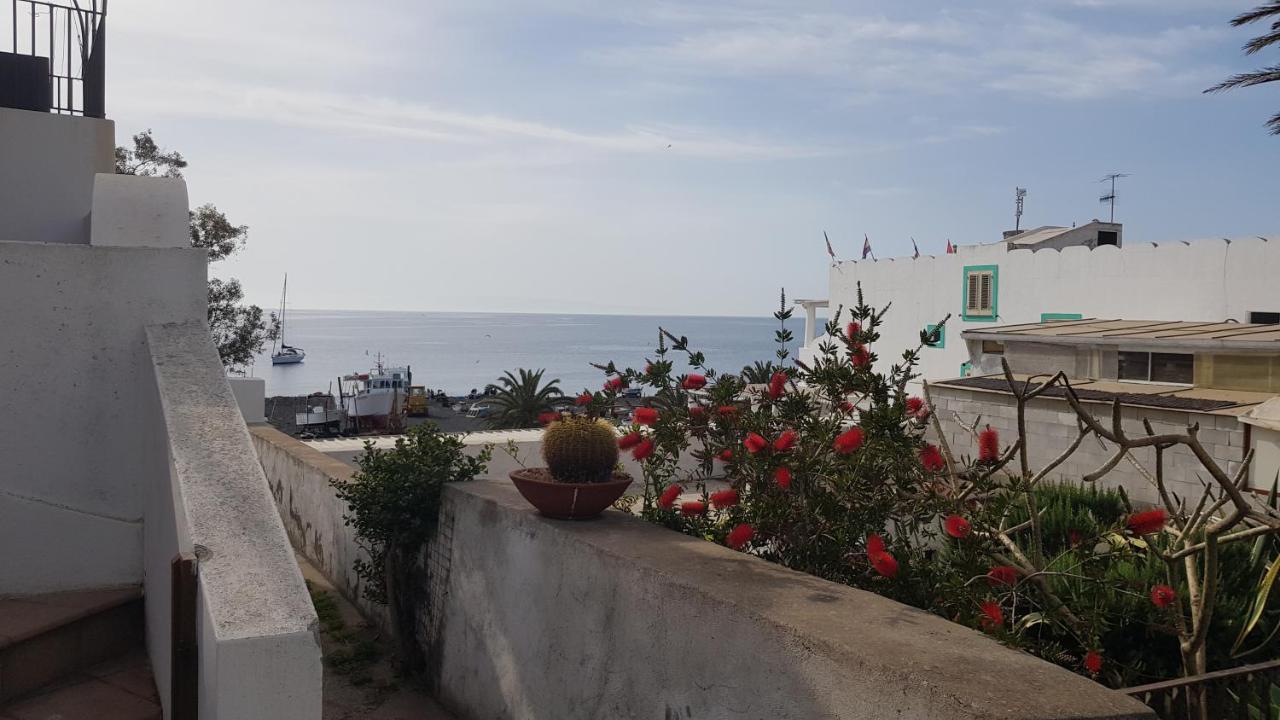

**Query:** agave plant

left=486, top=368, right=563, bottom=429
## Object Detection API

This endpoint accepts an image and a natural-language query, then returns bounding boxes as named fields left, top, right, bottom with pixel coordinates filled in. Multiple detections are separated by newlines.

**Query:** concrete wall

left=1250, top=425, right=1280, bottom=491
left=0, top=240, right=207, bottom=593
left=228, top=377, right=267, bottom=424
left=148, top=322, right=322, bottom=720
left=90, top=173, right=190, bottom=248
left=929, top=384, right=1251, bottom=504
left=811, top=237, right=1280, bottom=387
left=0, top=108, right=114, bottom=245
left=253, top=427, right=1152, bottom=720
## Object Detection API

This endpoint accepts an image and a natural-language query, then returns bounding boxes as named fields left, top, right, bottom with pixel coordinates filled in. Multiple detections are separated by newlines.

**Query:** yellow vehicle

left=405, top=385, right=430, bottom=417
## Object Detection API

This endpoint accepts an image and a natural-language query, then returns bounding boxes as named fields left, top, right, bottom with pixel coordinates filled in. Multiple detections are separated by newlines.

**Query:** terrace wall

left=252, top=425, right=1155, bottom=720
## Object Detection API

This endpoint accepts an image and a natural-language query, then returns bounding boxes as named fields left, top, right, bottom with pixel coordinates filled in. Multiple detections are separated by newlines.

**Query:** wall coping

left=445, top=481, right=1155, bottom=720
left=147, top=321, right=317, bottom=641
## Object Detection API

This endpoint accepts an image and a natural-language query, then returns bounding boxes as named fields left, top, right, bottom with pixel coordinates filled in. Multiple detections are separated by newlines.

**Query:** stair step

left=0, top=587, right=144, bottom=705
left=0, top=650, right=160, bottom=720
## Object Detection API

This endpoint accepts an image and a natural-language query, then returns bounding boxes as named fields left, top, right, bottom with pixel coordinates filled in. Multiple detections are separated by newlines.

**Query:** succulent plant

left=542, top=415, right=619, bottom=483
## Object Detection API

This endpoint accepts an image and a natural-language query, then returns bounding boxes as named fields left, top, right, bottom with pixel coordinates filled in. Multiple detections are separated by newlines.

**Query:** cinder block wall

left=929, top=386, right=1250, bottom=504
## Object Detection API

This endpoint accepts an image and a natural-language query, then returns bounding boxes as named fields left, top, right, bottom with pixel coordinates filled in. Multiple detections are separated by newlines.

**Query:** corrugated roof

left=935, top=374, right=1274, bottom=415
left=962, top=319, right=1280, bottom=349
left=1005, top=226, right=1071, bottom=246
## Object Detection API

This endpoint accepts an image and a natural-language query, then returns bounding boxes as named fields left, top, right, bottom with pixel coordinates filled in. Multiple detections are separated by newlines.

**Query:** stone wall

left=252, top=426, right=1154, bottom=720
left=929, top=385, right=1250, bottom=504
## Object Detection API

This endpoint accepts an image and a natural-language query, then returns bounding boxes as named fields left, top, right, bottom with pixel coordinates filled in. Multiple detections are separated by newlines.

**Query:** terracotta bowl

left=509, top=468, right=633, bottom=520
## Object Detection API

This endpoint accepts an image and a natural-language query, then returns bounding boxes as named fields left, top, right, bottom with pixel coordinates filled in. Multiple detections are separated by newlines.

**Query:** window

left=1118, top=351, right=1193, bottom=384
left=926, top=323, right=946, bottom=348
left=1249, top=311, right=1280, bottom=325
left=1097, top=230, right=1118, bottom=246
left=982, top=340, right=1004, bottom=355
left=962, top=265, right=998, bottom=321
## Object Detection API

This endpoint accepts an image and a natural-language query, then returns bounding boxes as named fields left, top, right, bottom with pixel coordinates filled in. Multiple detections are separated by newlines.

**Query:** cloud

left=591, top=8, right=1230, bottom=100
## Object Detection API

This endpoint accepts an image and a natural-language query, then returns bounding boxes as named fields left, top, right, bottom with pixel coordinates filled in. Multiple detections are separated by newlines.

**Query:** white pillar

left=803, top=305, right=818, bottom=345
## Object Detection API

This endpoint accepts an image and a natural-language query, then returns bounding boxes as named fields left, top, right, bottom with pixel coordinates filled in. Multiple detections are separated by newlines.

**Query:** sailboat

left=271, top=274, right=306, bottom=365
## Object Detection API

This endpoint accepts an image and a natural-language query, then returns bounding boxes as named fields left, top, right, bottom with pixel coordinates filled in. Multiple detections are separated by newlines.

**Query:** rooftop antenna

left=1098, top=173, right=1129, bottom=223
left=1014, top=187, right=1027, bottom=231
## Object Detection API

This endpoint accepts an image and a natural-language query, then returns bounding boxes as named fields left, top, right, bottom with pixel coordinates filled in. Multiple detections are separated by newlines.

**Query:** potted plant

left=510, top=414, right=632, bottom=519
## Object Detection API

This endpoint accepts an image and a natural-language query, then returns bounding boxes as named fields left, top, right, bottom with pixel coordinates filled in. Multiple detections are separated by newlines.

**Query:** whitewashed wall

left=810, top=238, right=1280, bottom=385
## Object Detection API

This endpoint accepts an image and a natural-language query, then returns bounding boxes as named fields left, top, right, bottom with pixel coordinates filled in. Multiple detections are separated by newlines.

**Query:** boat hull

left=272, top=352, right=305, bottom=365
left=342, top=389, right=401, bottom=429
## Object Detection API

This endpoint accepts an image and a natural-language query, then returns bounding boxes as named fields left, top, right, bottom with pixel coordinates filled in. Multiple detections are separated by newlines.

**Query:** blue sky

left=107, top=0, right=1278, bottom=316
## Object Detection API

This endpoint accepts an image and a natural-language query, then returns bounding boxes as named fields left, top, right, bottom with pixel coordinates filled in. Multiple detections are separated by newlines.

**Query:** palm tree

left=486, top=368, right=563, bottom=429
left=740, top=360, right=778, bottom=384
left=1206, top=3, right=1280, bottom=134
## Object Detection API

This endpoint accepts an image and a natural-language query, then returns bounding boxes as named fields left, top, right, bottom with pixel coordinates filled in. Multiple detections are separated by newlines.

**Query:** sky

left=102, top=0, right=1279, bottom=316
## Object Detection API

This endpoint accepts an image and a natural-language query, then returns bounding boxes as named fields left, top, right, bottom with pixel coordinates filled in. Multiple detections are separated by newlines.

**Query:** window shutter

left=979, top=273, right=992, bottom=311
left=967, top=273, right=980, bottom=311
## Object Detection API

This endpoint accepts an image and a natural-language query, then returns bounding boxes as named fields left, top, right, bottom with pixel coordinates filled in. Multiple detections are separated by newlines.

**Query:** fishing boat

left=271, top=274, right=305, bottom=365
left=340, top=356, right=411, bottom=431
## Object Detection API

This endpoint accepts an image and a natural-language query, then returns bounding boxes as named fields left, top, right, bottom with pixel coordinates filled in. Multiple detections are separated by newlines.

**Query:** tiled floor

left=0, top=588, right=139, bottom=648
left=0, top=650, right=160, bottom=720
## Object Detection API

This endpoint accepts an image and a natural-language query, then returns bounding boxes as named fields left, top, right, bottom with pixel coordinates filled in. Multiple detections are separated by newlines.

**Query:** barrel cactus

left=542, top=415, right=619, bottom=483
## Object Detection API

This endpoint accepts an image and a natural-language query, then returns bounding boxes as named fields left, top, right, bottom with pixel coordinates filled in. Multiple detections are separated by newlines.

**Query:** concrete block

left=90, top=173, right=189, bottom=248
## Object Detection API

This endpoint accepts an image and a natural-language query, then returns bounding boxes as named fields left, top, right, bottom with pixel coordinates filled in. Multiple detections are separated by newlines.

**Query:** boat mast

left=278, top=274, right=288, bottom=349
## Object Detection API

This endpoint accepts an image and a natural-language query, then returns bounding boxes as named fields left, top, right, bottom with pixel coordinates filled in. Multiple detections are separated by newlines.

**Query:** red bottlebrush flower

left=681, top=373, right=707, bottom=390
left=717, top=448, right=733, bottom=462
left=688, top=405, right=706, bottom=420
left=774, top=466, right=792, bottom=490
left=839, top=400, right=855, bottom=414
left=717, top=405, right=738, bottom=417
left=846, top=321, right=861, bottom=338
left=657, top=483, right=682, bottom=509
left=768, top=371, right=788, bottom=400
left=979, top=600, right=1003, bottom=630
left=709, top=489, right=738, bottom=509
left=978, top=426, right=1000, bottom=463
left=604, top=377, right=625, bottom=392
left=1150, top=584, right=1177, bottom=609
left=851, top=344, right=871, bottom=368
left=644, top=362, right=655, bottom=375
left=905, top=396, right=926, bottom=418
left=944, top=515, right=971, bottom=539
left=987, top=565, right=1019, bottom=587
left=1068, top=529, right=1083, bottom=547
left=1127, top=509, right=1168, bottom=536
left=1083, top=651, right=1103, bottom=675
left=726, top=523, right=755, bottom=550
left=773, top=430, right=798, bottom=452
left=744, top=432, right=769, bottom=454
left=632, top=438, right=655, bottom=461
left=833, top=427, right=865, bottom=454
left=634, top=407, right=659, bottom=426
left=871, top=552, right=899, bottom=578
left=919, top=444, right=945, bottom=472
left=537, top=411, right=560, bottom=425
left=617, top=431, right=642, bottom=450
left=680, top=500, right=707, bottom=516
left=866, top=533, right=886, bottom=557
left=575, top=391, right=593, bottom=406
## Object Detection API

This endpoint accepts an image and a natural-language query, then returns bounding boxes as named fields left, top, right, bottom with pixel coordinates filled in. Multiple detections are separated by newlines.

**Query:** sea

left=250, top=310, right=810, bottom=398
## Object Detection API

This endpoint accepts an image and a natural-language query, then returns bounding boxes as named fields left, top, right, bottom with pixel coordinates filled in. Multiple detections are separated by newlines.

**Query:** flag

left=911, top=237, right=920, bottom=259
left=862, top=234, right=873, bottom=260
left=824, top=231, right=836, bottom=261
left=945, top=239, right=955, bottom=254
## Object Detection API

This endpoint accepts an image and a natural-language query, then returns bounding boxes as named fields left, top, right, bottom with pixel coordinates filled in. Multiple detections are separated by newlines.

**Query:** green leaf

left=1230, top=552, right=1280, bottom=656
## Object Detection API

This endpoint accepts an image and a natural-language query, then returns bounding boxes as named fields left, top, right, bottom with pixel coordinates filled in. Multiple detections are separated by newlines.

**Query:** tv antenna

left=1098, top=173, right=1129, bottom=223
left=1014, top=187, right=1027, bottom=231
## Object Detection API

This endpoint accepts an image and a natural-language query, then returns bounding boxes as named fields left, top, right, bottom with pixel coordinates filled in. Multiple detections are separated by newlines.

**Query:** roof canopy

left=962, top=319, right=1280, bottom=351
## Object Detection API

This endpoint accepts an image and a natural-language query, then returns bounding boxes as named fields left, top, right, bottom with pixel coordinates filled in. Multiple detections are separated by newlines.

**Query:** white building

left=0, top=7, right=320, bottom=717
left=801, top=224, right=1280, bottom=384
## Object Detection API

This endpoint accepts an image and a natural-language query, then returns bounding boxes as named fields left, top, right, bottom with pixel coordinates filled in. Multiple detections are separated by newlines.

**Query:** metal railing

left=1124, top=658, right=1280, bottom=720
left=3, top=0, right=106, bottom=117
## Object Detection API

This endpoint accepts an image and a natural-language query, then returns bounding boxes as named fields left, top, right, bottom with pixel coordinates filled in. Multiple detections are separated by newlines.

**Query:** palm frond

left=1242, top=28, right=1280, bottom=54
left=1230, top=2, right=1280, bottom=27
left=1205, top=64, right=1280, bottom=93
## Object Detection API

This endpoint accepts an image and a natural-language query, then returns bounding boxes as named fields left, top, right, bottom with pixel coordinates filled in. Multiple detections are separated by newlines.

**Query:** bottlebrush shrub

left=574, top=284, right=1280, bottom=691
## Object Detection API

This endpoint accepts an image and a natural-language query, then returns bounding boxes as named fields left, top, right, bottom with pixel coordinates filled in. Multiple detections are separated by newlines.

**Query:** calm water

left=251, top=310, right=807, bottom=397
